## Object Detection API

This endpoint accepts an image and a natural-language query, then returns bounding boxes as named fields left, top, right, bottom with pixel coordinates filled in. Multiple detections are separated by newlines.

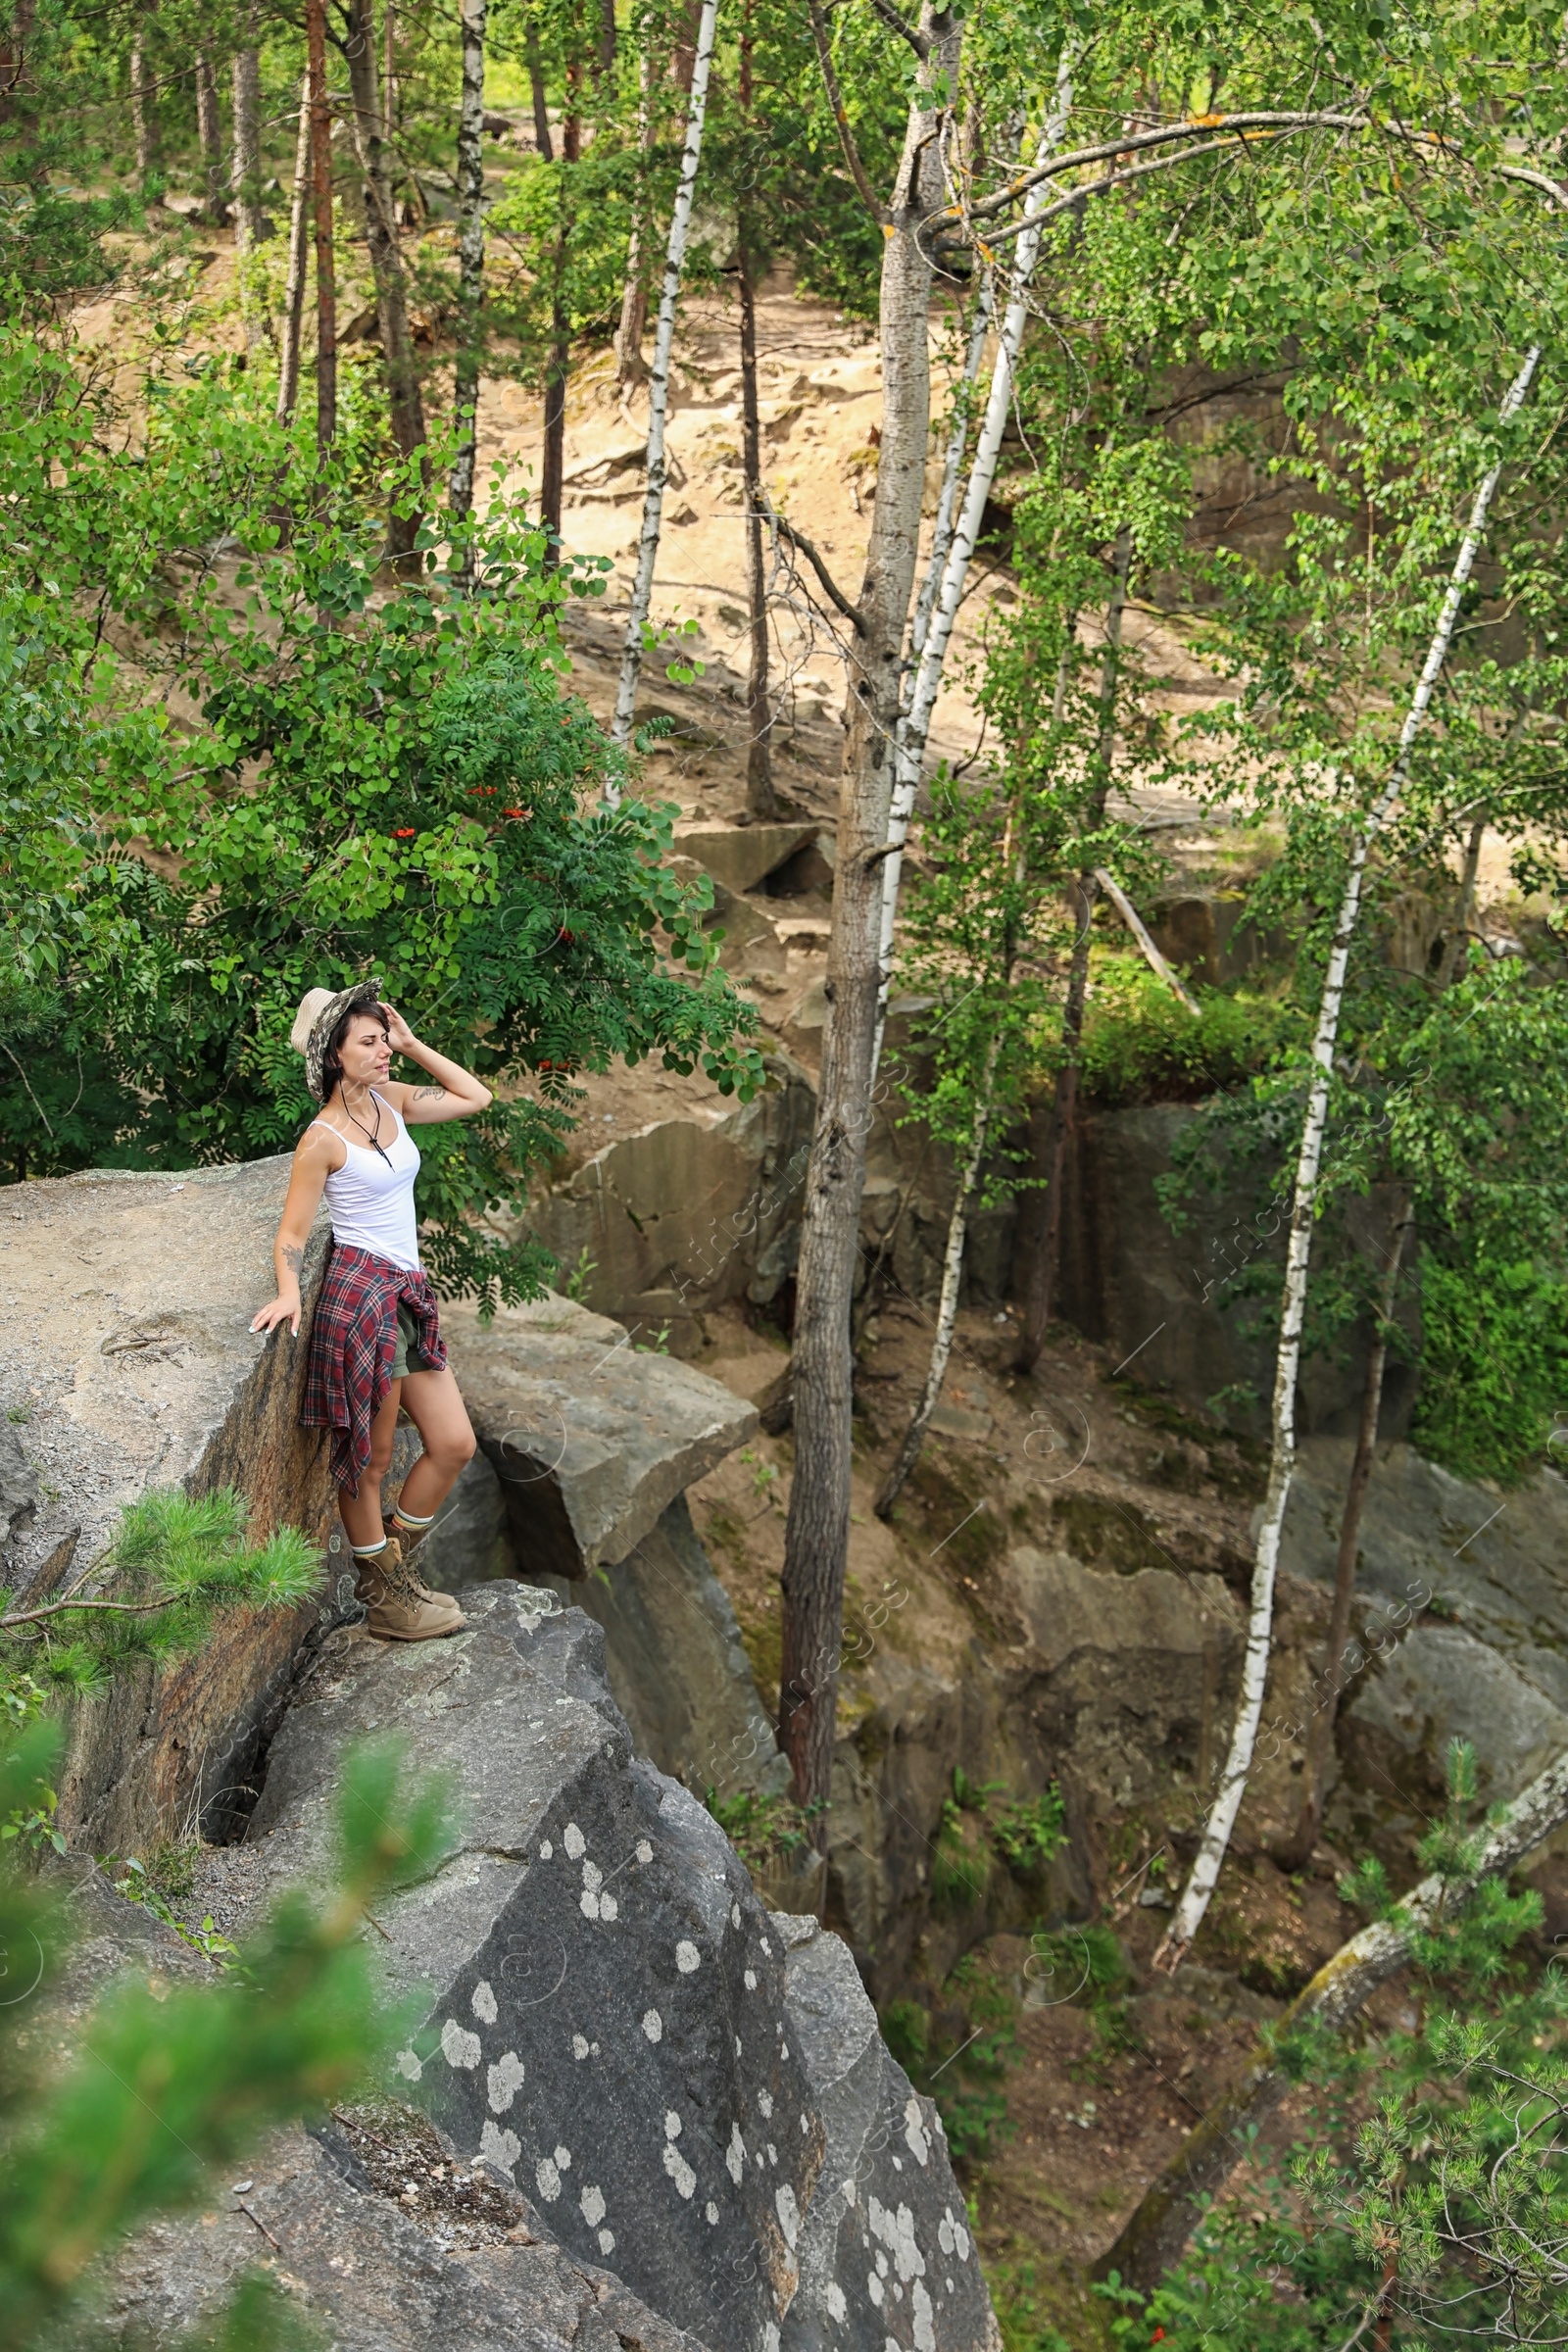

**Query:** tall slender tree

left=450, top=0, right=489, bottom=556
left=307, top=0, right=337, bottom=461
left=275, top=78, right=312, bottom=426
left=609, top=0, right=721, bottom=765
left=539, top=62, right=580, bottom=563
left=195, top=48, right=227, bottom=226
left=230, top=17, right=269, bottom=355
left=342, top=0, right=427, bottom=561
left=775, top=0, right=961, bottom=1816
left=1154, top=344, right=1544, bottom=1976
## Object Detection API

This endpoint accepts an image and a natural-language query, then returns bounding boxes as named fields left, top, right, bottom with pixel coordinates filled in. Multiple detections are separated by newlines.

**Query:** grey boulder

left=227, top=1583, right=998, bottom=2351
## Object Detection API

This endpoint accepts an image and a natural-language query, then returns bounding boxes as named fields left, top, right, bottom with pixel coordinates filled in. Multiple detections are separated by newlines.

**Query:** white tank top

left=314, top=1092, right=421, bottom=1271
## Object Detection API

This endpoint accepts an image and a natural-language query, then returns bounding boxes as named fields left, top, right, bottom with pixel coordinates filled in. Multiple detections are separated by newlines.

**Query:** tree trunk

left=608, top=0, right=721, bottom=767
left=1153, top=344, right=1542, bottom=1977
left=275, top=78, right=312, bottom=425
left=775, top=4, right=961, bottom=1822
left=1271, top=815, right=1482, bottom=1874
left=540, top=75, right=579, bottom=564
left=306, top=0, right=336, bottom=463
left=449, top=0, right=488, bottom=556
left=907, top=279, right=992, bottom=666
left=1014, top=527, right=1133, bottom=1374
left=196, top=49, right=228, bottom=226
left=596, top=0, right=615, bottom=79
left=230, top=30, right=269, bottom=354
left=1272, top=1194, right=1411, bottom=1875
left=876, top=1043, right=999, bottom=1517
left=737, top=224, right=775, bottom=819
left=525, top=24, right=553, bottom=158
left=1106, top=1727, right=1568, bottom=2291
left=871, top=42, right=1075, bottom=1076
left=0, top=0, right=36, bottom=138
left=1437, top=813, right=1487, bottom=987
left=613, top=24, right=656, bottom=390
left=343, top=0, right=428, bottom=563
left=131, top=13, right=158, bottom=185
left=382, top=0, right=398, bottom=141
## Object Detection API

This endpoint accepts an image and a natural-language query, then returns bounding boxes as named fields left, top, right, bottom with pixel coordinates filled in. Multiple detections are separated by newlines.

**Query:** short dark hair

left=320, top=999, right=390, bottom=1103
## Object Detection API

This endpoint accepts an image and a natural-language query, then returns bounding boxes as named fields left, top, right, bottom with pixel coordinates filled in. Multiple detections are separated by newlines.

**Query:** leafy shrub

left=703, top=1786, right=820, bottom=1874
left=1079, top=955, right=1301, bottom=1107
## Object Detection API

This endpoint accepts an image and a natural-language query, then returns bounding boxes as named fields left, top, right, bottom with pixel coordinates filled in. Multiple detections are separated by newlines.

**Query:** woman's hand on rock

left=251, top=1294, right=301, bottom=1338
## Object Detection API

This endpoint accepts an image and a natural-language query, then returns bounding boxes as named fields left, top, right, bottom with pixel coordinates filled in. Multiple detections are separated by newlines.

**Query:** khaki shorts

left=390, top=1301, right=439, bottom=1380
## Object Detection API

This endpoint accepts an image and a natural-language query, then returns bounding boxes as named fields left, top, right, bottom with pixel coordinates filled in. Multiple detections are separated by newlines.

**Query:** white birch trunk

left=449, top=0, right=488, bottom=528
left=1154, top=342, right=1542, bottom=1975
left=868, top=45, right=1075, bottom=1076
left=875, top=1042, right=999, bottom=1517
left=907, top=280, right=993, bottom=666
left=607, top=0, right=720, bottom=781
left=275, top=79, right=312, bottom=426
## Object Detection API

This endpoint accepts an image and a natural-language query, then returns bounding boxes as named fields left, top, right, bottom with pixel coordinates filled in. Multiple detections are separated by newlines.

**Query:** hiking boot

left=355, top=1539, right=466, bottom=1642
left=380, top=1512, right=456, bottom=1606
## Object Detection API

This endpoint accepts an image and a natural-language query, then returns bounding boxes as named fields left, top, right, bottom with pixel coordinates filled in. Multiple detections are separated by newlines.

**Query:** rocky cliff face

left=166, top=1583, right=997, bottom=2352
left=0, top=1158, right=334, bottom=1853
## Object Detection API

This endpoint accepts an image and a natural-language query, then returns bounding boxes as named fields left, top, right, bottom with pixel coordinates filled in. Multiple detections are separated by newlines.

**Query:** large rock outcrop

left=416, top=1294, right=782, bottom=1798
left=0, top=1157, right=331, bottom=1854
left=1282, top=1437, right=1568, bottom=1837
left=202, top=1582, right=998, bottom=2352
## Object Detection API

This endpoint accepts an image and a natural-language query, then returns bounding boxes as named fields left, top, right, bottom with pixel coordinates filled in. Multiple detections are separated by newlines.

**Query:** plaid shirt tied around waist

left=301, top=1244, right=447, bottom=1494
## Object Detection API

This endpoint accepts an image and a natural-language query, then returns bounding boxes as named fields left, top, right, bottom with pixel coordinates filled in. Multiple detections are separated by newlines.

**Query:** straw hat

left=289, top=978, right=384, bottom=1102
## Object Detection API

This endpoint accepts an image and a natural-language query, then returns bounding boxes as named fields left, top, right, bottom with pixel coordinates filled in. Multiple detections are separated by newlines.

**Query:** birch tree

left=1153, top=344, right=1543, bottom=1977
left=871, top=43, right=1076, bottom=1073
left=306, top=0, right=336, bottom=461
left=607, top=0, right=720, bottom=769
left=229, top=19, right=269, bottom=356
left=274, top=79, right=312, bottom=427
left=449, top=0, right=488, bottom=549
left=342, top=0, right=427, bottom=561
left=194, top=47, right=225, bottom=228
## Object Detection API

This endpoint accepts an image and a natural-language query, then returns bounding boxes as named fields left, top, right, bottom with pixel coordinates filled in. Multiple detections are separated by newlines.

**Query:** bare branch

left=1, top=1592, right=208, bottom=1632
left=1094, top=870, right=1200, bottom=1012
left=807, top=0, right=889, bottom=222
left=758, top=495, right=866, bottom=634
left=866, top=0, right=929, bottom=61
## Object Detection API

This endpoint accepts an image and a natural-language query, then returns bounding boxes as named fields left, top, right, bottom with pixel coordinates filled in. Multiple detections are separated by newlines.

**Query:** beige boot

left=381, top=1511, right=456, bottom=1606
left=355, top=1539, right=466, bottom=1642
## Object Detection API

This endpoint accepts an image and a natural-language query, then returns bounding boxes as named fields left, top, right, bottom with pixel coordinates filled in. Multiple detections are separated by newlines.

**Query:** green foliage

left=0, top=1726, right=452, bottom=2351
left=0, top=1487, right=321, bottom=1707
left=930, top=1771, right=1067, bottom=1910
left=991, top=1788, right=1068, bottom=1879
left=1079, top=959, right=1302, bottom=1108
left=703, top=1785, right=820, bottom=1875
left=889, top=1948, right=1021, bottom=2170
left=0, top=318, right=761, bottom=1299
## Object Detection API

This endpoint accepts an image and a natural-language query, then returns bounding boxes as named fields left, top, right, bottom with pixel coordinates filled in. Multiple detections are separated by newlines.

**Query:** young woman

left=252, top=980, right=492, bottom=1642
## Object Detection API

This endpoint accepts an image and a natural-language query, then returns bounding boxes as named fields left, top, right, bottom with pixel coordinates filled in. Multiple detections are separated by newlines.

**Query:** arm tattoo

left=415, top=1085, right=448, bottom=1102
left=282, top=1245, right=304, bottom=1280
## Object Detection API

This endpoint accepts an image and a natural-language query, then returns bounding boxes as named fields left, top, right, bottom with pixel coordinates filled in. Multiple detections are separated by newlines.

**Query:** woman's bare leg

left=395, top=1366, right=477, bottom=1522
left=338, top=1379, right=403, bottom=1549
